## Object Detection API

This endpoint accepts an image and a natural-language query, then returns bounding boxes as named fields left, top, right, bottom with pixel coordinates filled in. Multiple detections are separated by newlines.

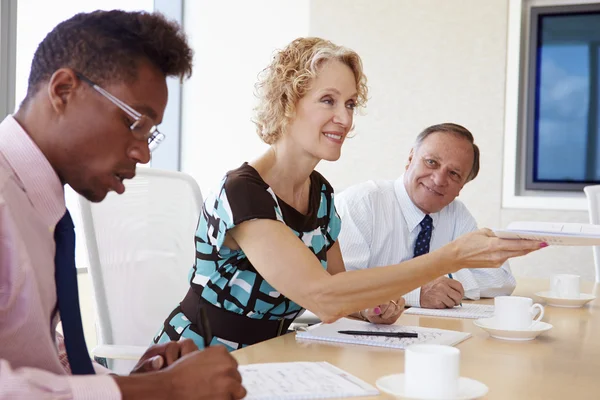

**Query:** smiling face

left=51, top=63, right=168, bottom=202
left=284, top=59, right=358, bottom=162
left=404, top=131, right=475, bottom=214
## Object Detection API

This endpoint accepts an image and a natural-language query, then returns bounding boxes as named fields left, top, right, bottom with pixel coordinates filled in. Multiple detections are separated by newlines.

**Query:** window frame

left=523, top=2, right=600, bottom=191
left=0, top=0, right=17, bottom=120
left=149, top=0, right=184, bottom=171
left=502, top=0, right=600, bottom=211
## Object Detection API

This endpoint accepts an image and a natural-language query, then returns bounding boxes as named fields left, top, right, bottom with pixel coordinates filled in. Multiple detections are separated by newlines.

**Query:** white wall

left=180, top=0, right=595, bottom=281
left=181, top=0, right=309, bottom=192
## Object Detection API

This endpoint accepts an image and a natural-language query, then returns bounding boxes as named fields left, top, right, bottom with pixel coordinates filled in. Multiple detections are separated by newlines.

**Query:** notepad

left=239, top=361, right=378, bottom=400
left=493, top=221, right=600, bottom=246
left=296, top=318, right=470, bottom=349
left=404, top=303, right=495, bottom=319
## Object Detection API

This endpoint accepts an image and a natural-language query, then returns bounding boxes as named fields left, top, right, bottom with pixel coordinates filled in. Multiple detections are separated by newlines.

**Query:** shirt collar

left=0, top=115, right=65, bottom=227
left=394, top=174, right=440, bottom=233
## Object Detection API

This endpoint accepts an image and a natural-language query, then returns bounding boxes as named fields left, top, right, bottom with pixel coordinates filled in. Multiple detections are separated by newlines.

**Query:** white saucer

left=376, top=373, right=488, bottom=399
left=473, top=318, right=552, bottom=341
left=535, top=291, right=596, bottom=308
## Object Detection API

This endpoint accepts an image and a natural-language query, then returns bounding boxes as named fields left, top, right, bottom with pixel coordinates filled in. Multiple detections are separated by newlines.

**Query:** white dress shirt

left=0, top=116, right=120, bottom=399
left=336, top=176, right=516, bottom=307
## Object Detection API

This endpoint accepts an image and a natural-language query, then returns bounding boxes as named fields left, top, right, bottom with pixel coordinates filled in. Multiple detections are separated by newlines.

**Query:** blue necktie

left=54, top=210, right=95, bottom=375
left=413, top=215, right=433, bottom=258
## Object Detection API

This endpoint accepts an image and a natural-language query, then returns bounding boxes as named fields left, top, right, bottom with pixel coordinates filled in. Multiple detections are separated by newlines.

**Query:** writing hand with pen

left=420, top=276, right=464, bottom=309
left=125, top=339, right=246, bottom=400
left=360, top=297, right=406, bottom=325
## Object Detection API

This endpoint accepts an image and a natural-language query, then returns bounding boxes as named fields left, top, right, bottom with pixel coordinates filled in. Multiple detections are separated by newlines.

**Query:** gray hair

left=414, top=123, right=480, bottom=182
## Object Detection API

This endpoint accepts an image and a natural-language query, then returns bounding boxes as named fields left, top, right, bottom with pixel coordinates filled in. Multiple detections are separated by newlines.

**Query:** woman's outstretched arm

left=229, top=219, right=542, bottom=323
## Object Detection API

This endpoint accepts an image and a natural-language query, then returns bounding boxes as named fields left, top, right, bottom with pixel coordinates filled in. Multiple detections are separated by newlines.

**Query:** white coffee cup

left=405, top=344, right=460, bottom=398
left=493, top=296, right=544, bottom=330
left=550, top=274, right=580, bottom=298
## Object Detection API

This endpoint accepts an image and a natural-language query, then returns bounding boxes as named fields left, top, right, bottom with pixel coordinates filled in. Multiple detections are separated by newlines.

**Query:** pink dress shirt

left=0, top=116, right=120, bottom=399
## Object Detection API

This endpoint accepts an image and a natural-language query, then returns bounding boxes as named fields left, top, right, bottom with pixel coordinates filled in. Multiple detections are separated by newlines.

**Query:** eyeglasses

left=76, top=73, right=165, bottom=152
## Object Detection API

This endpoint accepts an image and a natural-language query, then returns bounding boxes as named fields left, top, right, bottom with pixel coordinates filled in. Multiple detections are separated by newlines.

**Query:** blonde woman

left=154, top=37, right=542, bottom=351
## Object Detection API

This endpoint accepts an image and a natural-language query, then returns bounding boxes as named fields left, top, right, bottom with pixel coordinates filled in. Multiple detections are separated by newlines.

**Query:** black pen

left=338, top=330, right=418, bottom=338
left=198, top=305, right=213, bottom=348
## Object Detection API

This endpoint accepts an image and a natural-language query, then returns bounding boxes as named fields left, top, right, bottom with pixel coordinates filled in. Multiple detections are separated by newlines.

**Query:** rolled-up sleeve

left=451, top=204, right=517, bottom=300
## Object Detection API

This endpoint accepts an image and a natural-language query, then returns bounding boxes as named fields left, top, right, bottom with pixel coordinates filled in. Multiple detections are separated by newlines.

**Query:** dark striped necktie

left=54, top=210, right=95, bottom=375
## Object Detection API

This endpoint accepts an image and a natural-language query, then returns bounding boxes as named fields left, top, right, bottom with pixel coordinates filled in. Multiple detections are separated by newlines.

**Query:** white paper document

left=493, top=221, right=600, bottom=245
left=240, top=361, right=378, bottom=400
left=404, top=303, right=495, bottom=319
left=295, top=318, right=471, bottom=349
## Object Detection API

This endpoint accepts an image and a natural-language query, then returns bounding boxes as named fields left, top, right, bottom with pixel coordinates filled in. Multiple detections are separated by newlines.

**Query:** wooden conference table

left=232, top=278, right=600, bottom=399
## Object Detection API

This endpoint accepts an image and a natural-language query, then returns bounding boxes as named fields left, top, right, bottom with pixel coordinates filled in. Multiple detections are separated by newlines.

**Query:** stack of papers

left=493, top=221, right=600, bottom=246
left=240, top=361, right=378, bottom=400
left=404, top=303, right=494, bottom=319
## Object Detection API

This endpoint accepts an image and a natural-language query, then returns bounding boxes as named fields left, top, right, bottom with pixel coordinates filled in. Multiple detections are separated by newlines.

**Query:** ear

left=46, top=68, right=81, bottom=114
left=405, top=148, right=415, bottom=171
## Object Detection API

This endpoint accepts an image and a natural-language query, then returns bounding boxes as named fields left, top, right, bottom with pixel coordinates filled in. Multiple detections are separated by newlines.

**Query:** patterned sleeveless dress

left=153, top=163, right=341, bottom=350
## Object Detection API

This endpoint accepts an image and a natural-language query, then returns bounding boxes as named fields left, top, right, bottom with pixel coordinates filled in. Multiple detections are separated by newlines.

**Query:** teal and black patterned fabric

left=153, top=163, right=341, bottom=350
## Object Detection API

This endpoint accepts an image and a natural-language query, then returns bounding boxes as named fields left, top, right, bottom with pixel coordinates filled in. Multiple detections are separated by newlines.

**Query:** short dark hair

left=414, top=123, right=480, bottom=182
left=24, top=10, right=193, bottom=101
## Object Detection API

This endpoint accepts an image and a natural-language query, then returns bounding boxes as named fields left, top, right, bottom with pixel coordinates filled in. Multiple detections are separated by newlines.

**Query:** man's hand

left=164, top=346, right=246, bottom=400
left=115, top=345, right=246, bottom=400
left=363, top=298, right=406, bottom=324
left=130, top=339, right=198, bottom=373
left=420, top=276, right=464, bottom=309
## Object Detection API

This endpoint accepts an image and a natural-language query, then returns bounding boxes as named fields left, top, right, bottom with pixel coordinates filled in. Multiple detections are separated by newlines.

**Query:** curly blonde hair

left=253, top=37, right=368, bottom=144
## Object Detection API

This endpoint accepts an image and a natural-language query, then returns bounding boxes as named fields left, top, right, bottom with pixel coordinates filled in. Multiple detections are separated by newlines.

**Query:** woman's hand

left=442, top=228, right=545, bottom=271
left=362, top=298, right=406, bottom=325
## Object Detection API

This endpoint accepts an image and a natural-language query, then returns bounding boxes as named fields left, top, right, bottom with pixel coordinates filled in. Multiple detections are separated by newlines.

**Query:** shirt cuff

left=69, top=375, right=121, bottom=400
left=403, top=287, right=422, bottom=307
left=453, top=269, right=481, bottom=300
left=464, top=287, right=481, bottom=300
left=92, top=361, right=113, bottom=375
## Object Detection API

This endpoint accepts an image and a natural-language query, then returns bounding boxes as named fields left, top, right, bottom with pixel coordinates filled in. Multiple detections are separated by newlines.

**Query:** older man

left=0, top=10, right=244, bottom=400
left=336, top=123, right=516, bottom=309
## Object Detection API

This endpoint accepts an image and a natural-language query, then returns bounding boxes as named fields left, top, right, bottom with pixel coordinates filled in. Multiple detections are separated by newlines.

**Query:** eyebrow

left=131, top=104, right=159, bottom=122
left=423, top=154, right=464, bottom=173
left=320, top=87, right=358, bottom=99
